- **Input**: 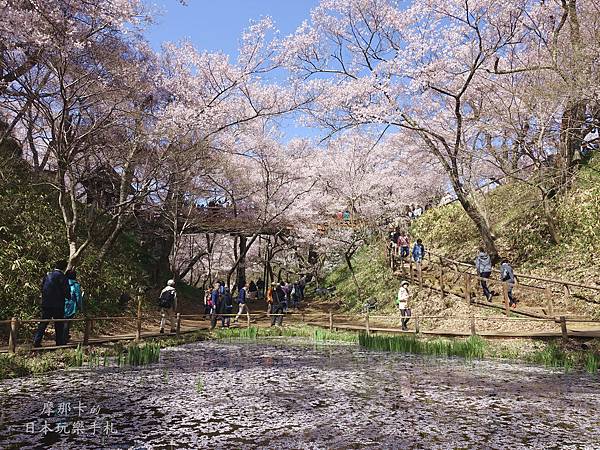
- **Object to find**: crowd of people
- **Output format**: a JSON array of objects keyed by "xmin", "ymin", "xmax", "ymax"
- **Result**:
[
  {"xmin": 387, "ymin": 228, "xmax": 426, "ymax": 265},
  {"xmin": 31, "ymin": 238, "xmax": 519, "ymax": 346},
  {"xmin": 197, "ymin": 276, "xmax": 308, "ymax": 329}
]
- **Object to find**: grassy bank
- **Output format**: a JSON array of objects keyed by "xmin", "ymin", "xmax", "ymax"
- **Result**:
[
  {"xmin": 0, "ymin": 330, "xmax": 209, "ymax": 380},
  {"xmin": 2, "ymin": 325, "xmax": 598, "ymax": 381},
  {"xmin": 213, "ymin": 324, "xmax": 358, "ymax": 343},
  {"xmin": 410, "ymin": 155, "xmax": 600, "ymax": 287},
  {"xmin": 358, "ymin": 333, "xmax": 600, "ymax": 374},
  {"xmin": 324, "ymin": 241, "xmax": 397, "ymax": 312}
]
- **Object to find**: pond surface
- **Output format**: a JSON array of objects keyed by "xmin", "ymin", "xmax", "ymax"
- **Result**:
[{"xmin": 0, "ymin": 338, "xmax": 599, "ymax": 449}]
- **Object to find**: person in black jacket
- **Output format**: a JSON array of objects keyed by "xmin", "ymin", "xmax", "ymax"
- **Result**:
[
  {"xmin": 271, "ymin": 283, "xmax": 286, "ymax": 327},
  {"xmin": 33, "ymin": 260, "xmax": 70, "ymax": 347}
]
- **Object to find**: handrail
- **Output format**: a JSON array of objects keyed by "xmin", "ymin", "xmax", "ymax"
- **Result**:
[
  {"xmin": 428, "ymin": 249, "xmax": 600, "ymax": 292},
  {"xmin": 3, "ymin": 308, "xmax": 600, "ymax": 354}
]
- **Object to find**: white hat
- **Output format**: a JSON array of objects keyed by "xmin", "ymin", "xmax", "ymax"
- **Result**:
[
  {"xmin": 167, "ymin": 279, "xmax": 176, "ymax": 287},
  {"xmin": 401, "ymin": 280, "xmax": 409, "ymax": 287}
]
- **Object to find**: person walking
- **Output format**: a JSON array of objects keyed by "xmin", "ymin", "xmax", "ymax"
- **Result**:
[
  {"xmin": 397, "ymin": 233, "xmax": 410, "ymax": 259},
  {"xmin": 297, "ymin": 275, "xmax": 307, "ymax": 302},
  {"xmin": 412, "ymin": 239, "xmax": 425, "ymax": 263},
  {"xmin": 256, "ymin": 279, "xmax": 265, "ymax": 300},
  {"xmin": 248, "ymin": 280, "xmax": 258, "ymax": 302},
  {"xmin": 474, "ymin": 247, "xmax": 493, "ymax": 302},
  {"xmin": 158, "ymin": 279, "xmax": 177, "ymax": 334},
  {"xmin": 266, "ymin": 282, "xmax": 275, "ymax": 315},
  {"xmin": 234, "ymin": 283, "xmax": 249, "ymax": 323},
  {"xmin": 500, "ymin": 259, "xmax": 517, "ymax": 308},
  {"xmin": 63, "ymin": 269, "xmax": 83, "ymax": 344},
  {"xmin": 271, "ymin": 283, "xmax": 285, "ymax": 327},
  {"xmin": 396, "ymin": 281, "xmax": 411, "ymax": 331},
  {"xmin": 210, "ymin": 282, "xmax": 223, "ymax": 330},
  {"xmin": 221, "ymin": 286, "xmax": 233, "ymax": 328},
  {"xmin": 33, "ymin": 260, "xmax": 70, "ymax": 348},
  {"xmin": 203, "ymin": 288, "xmax": 212, "ymax": 319}
]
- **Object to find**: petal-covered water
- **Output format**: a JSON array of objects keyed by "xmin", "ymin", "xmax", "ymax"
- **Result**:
[{"xmin": 0, "ymin": 338, "xmax": 599, "ymax": 449}]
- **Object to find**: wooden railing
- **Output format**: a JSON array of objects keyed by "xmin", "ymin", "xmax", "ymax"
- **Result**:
[
  {"xmin": 387, "ymin": 246, "xmax": 600, "ymax": 319},
  {"xmin": 3, "ymin": 307, "xmax": 600, "ymax": 354}
]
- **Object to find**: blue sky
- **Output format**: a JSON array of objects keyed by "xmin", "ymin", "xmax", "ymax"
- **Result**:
[
  {"xmin": 144, "ymin": 1, "xmax": 322, "ymax": 140},
  {"xmin": 145, "ymin": 0, "xmax": 320, "ymax": 55}
]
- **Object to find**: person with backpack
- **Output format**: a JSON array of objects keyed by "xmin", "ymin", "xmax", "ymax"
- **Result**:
[
  {"xmin": 500, "ymin": 259, "xmax": 517, "ymax": 308},
  {"xmin": 63, "ymin": 269, "xmax": 83, "ymax": 344},
  {"xmin": 210, "ymin": 281, "xmax": 223, "ymax": 329},
  {"xmin": 220, "ymin": 286, "xmax": 233, "ymax": 328},
  {"xmin": 474, "ymin": 247, "xmax": 493, "ymax": 302},
  {"xmin": 396, "ymin": 280, "xmax": 411, "ymax": 331},
  {"xmin": 412, "ymin": 239, "xmax": 425, "ymax": 264},
  {"xmin": 271, "ymin": 283, "xmax": 286, "ymax": 327},
  {"xmin": 33, "ymin": 260, "xmax": 71, "ymax": 347},
  {"xmin": 158, "ymin": 279, "xmax": 177, "ymax": 334},
  {"xmin": 248, "ymin": 280, "xmax": 258, "ymax": 302},
  {"xmin": 234, "ymin": 283, "xmax": 249, "ymax": 324}
]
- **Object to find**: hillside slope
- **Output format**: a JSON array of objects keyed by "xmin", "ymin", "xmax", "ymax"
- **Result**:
[
  {"xmin": 325, "ymin": 155, "xmax": 600, "ymax": 321},
  {"xmin": 0, "ymin": 149, "xmax": 151, "ymax": 320}
]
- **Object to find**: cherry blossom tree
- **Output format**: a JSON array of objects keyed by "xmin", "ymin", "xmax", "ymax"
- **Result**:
[{"xmin": 279, "ymin": 0, "xmax": 542, "ymax": 260}]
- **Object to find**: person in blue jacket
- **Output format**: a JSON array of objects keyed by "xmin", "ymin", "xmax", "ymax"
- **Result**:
[
  {"xmin": 412, "ymin": 239, "xmax": 425, "ymax": 263},
  {"xmin": 33, "ymin": 260, "xmax": 70, "ymax": 347},
  {"xmin": 63, "ymin": 269, "xmax": 83, "ymax": 343}
]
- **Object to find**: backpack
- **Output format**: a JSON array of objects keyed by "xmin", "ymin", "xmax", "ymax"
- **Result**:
[
  {"xmin": 158, "ymin": 289, "xmax": 175, "ymax": 308},
  {"xmin": 64, "ymin": 281, "xmax": 81, "ymax": 318},
  {"xmin": 223, "ymin": 290, "xmax": 233, "ymax": 308}
]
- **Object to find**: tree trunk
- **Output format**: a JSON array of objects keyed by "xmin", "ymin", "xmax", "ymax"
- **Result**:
[
  {"xmin": 559, "ymin": 100, "xmax": 586, "ymax": 188},
  {"xmin": 235, "ymin": 235, "xmax": 247, "ymax": 290},
  {"xmin": 344, "ymin": 253, "xmax": 362, "ymax": 302},
  {"xmin": 542, "ymin": 194, "xmax": 561, "ymax": 245},
  {"xmin": 455, "ymin": 189, "xmax": 499, "ymax": 262}
]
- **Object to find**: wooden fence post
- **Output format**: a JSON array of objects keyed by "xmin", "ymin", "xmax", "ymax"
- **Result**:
[
  {"xmin": 464, "ymin": 273, "xmax": 471, "ymax": 304},
  {"xmin": 365, "ymin": 310, "xmax": 370, "ymax": 336},
  {"xmin": 176, "ymin": 313, "xmax": 181, "ymax": 336},
  {"xmin": 559, "ymin": 316, "xmax": 568, "ymax": 341},
  {"xmin": 8, "ymin": 317, "xmax": 17, "ymax": 354},
  {"xmin": 329, "ymin": 310, "xmax": 333, "ymax": 331},
  {"xmin": 545, "ymin": 287, "xmax": 554, "ymax": 317},
  {"xmin": 503, "ymin": 282, "xmax": 510, "ymax": 316},
  {"xmin": 409, "ymin": 260, "xmax": 414, "ymax": 282},
  {"xmin": 470, "ymin": 317, "xmax": 476, "ymax": 336},
  {"xmin": 418, "ymin": 263, "xmax": 423, "ymax": 288},
  {"xmin": 415, "ymin": 316, "xmax": 420, "ymax": 335},
  {"xmin": 83, "ymin": 318, "xmax": 91, "ymax": 346},
  {"xmin": 135, "ymin": 290, "xmax": 142, "ymax": 342},
  {"xmin": 246, "ymin": 308, "xmax": 251, "ymax": 329}
]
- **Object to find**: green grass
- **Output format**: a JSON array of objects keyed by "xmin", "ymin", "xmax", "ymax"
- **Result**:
[
  {"xmin": 195, "ymin": 376, "xmax": 204, "ymax": 393},
  {"xmin": 324, "ymin": 241, "xmax": 397, "ymax": 312},
  {"xmin": 212, "ymin": 325, "xmax": 358, "ymax": 343},
  {"xmin": 527, "ymin": 343, "xmax": 575, "ymax": 372},
  {"xmin": 584, "ymin": 353, "xmax": 599, "ymax": 374},
  {"xmin": 358, "ymin": 334, "xmax": 487, "ymax": 360}
]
